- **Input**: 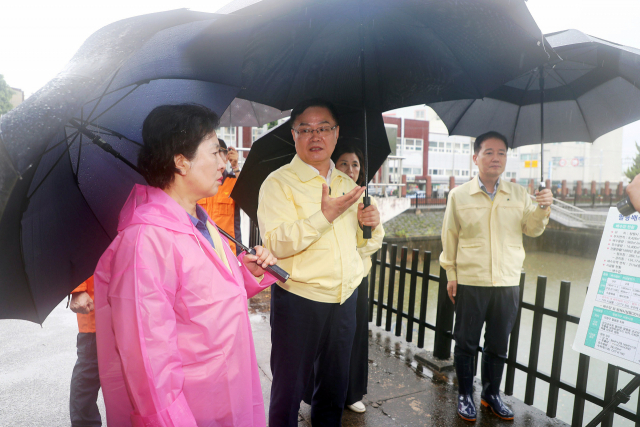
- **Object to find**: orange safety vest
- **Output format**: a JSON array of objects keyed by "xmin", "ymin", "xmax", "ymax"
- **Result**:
[
  {"xmin": 198, "ymin": 175, "xmax": 239, "ymax": 254},
  {"xmin": 70, "ymin": 276, "xmax": 95, "ymax": 333}
]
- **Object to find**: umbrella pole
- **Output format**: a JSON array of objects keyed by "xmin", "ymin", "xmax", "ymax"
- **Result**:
[
  {"xmin": 538, "ymin": 66, "xmax": 548, "ymax": 208},
  {"xmin": 539, "ymin": 66, "xmax": 545, "ymax": 187},
  {"xmin": 359, "ymin": 1, "xmax": 371, "ymax": 239}
]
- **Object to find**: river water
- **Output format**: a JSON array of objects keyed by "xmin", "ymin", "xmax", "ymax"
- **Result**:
[{"xmin": 373, "ymin": 250, "xmax": 639, "ymax": 426}]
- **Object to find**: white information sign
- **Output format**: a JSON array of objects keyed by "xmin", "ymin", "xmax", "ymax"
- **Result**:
[{"xmin": 573, "ymin": 208, "xmax": 640, "ymax": 374}]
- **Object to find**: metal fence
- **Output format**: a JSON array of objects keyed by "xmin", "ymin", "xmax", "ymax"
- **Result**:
[{"xmin": 369, "ymin": 242, "xmax": 640, "ymax": 427}]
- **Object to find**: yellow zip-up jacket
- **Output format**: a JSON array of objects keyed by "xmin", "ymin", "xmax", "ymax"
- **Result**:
[
  {"xmin": 439, "ymin": 177, "xmax": 550, "ymax": 287},
  {"xmin": 258, "ymin": 155, "xmax": 384, "ymax": 303}
]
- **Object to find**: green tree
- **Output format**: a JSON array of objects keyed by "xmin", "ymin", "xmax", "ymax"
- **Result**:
[
  {"xmin": 266, "ymin": 120, "xmax": 279, "ymax": 130},
  {"xmin": 625, "ymin": 142, "xmax": 640, "ymax": 181},
  {"xmin": 0, "ymin": 74, "xmax": 14, "ymax": 115}
]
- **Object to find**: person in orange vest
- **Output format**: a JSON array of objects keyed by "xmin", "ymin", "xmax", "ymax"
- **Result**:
[
  {"xmin": 69, "ymin": 276, "xmax": 102, "ymax": 427},
  {"xmin": 197, "ymin": 139, "xmax": 243, "ymax": 254}
]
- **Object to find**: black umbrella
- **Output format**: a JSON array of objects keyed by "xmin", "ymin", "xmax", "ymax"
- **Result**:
[
  {"xmin": 427, "ymin": 29, "xmax": 640, "ymax": 184},
  {"xmin": 231, "ymin": 105, "xmax": 389, "ymax": 222},
  {"xmin": 0, "ymin": 10, "xmax": 286, "ymax": 323},
  {"xmin": 209, "ymin": 0, "xmax": 554, "ymax": 235}
]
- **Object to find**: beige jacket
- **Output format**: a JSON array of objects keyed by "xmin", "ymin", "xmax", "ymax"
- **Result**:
[{"xmin": 440, "ymin": 177, "xmax": 550, "ymax": 287}]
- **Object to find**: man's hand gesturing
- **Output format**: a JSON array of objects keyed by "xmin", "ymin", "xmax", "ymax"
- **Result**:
[{"xmin": 321, "ymin": 184, "xmax": 365, "ymax": 224}]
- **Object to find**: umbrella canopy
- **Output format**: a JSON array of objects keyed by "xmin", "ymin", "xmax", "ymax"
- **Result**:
[
  {"xmin": 428, "ymin": 29, "xmax": 640, "ymax": 153},
  {"xmin": 196, "ymin": 0, "xmax": 554, "ymax": 113},
  {"xmin": 219, "ymin": 98, "xmax": 290, "ymax": 127},
  {"xmin": 0, "ymin": 11, "xmax": 285, "ymax": 323},
  {"xmin": 231, "ymin": 106, "xmax": 390, "ymax": 222}
]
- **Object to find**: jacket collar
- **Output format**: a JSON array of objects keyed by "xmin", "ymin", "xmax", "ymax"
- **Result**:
[
  {"xmin": 290, "ymin": 154, "xmax": 334, "ymax": 183},
  {"xmin": 468, "ymin": 176, "xmax": 511, "ymax": 196}
]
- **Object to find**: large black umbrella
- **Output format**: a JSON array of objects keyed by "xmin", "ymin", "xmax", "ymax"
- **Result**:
[
  {"xmin": 427, "ymin": 29, "xmax": 640, "ymax": 182},
  {"xmin": 231, "ymin": 105, "xmax": 389, "ymax": 222},
  {"xmin": 210, "ymin": 0, "xmax": 554, "ymax": 235},
  {"xmin": 0, "ymin": 10, "xmax": 285, "ymax": 323}
]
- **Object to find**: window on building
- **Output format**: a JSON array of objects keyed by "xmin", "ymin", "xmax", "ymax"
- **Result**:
[
  {"xmin": 252, "ymin": 126, "xmax": 267, "ymax": 142},
  {"xmin": 404, "ymin": 138, "xmax": 423, "ymax": 152},
  {"xmin": 504, "ymin": 171, "xmax": 517, "ymax": 178},
  {"xmin": 462, "ymin": 143, "xmax": 470, "ymax": 154},
  {"xmin": 454, "ymin": 143, "xmax": 461, "ymax": 153},
  {"xmin": 429, "ymin": 141, "xmax": 438, "ymax": 152},
  {"xmin": 445, "ymin": 169, "xmax": 453, "ymax": 176},
  {"xmin": 520, "ymin": 153, "xmax": 540, "ymax": 161},
  {"xmin": 552, "ymin": 157, "xmax": 561, "ymax": 166},
  {"xmin": 217, "ymin": 127, "xmax": 237, "ymax": 146},
  {"xmin": 445, "ymin": 142, "xmax": 452, "ymax": 153},
  {"xmin": 439, "ymin": 141, "xmax": 445, "ymax": 152},
  {"xmin": 414, "ymin": 110, "xmax": 426, "ymax": 120},
  {"xmin": 576, "ymin": 157, "xmax": 585, "ymax": 166},
  {"xmin": 508, "ymin": 148, "xmax": 518, "ymax": 157},
  {"xmin": 472, "ymin": 170, "xmax": 479, "ymax": 177}
]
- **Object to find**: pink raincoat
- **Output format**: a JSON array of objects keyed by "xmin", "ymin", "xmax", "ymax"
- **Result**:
[{"xmin": 94, "ymin": 184, "xmax": 276, "ymax": 427}]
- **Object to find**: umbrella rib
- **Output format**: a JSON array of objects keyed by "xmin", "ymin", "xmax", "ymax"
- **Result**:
[
  {"xmin": 447, "ymin": 100, "xmax": 477, "ymax": 135},
  {"xmin": 273, "ymin": 133, "xmax": 295, "ymax": 147},
  {"xmin": 510, "ymin": 70, "xmax": 537, "ymax": 148},
  {"xmin": 85, "ymin": 84, "xmax": 142, "ymax": 123},
  {"xmin": 553, "ymin": 69, "xmax": 595, "ymax": 141},
  {"xmin": 43, "ymin": 130, "xmax": 80, "ymax": 156},
  {"xmin": 259, "ymin": 153, "xmax": 295, "ymax": 163},
  {"xmin": 75, "ymin": 120, "xmax": 143, "ymax": 147},
  {"xmin": 85, "ymin": 69, "xmax": 121, "ymax": 124},
  {"xmin": 26, "ymin": 134, "xmax": 79, "ymax": 200}
]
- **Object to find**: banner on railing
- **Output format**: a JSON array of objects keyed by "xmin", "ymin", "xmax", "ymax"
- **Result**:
[{"xmin": 573, "ymin": 207, "xmax": 640, "ymax": 374}]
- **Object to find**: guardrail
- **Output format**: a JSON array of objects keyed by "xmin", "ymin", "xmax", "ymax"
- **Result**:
[{"xmin": 370, "ymin": 243, "xmax": 640, "ymax": 427}]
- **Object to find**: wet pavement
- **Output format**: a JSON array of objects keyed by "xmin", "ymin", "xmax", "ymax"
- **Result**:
[
  {"xmin": 249, "ymin": 290, "xmax": 568, "ymax": 427},
  {"xmin": 0, "ymin": 288, "xmax": 568, "ymax": 427}
]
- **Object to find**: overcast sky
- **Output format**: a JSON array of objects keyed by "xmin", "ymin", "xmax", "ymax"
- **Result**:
[{"xmin": 3, "ymin": 0, "xmax": 640, "ymax": 154}]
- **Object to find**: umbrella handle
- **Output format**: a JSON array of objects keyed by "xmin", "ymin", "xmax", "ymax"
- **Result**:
[
  {"xmin": 362, "ymin": 196, "xmax": 372, "ymax": 239},
  {"xmin": 538, "ymin": 182, "xmax": 547, "ymax": 209}
]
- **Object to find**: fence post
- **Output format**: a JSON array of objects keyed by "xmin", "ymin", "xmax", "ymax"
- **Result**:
[
  {"xmin": 547, "ymin": 281, "xmax": 571, "ymax": 418},
  {"xmin": 525, "ymin": 276, "xmax": 547, "ymax": 405},
  {"xmin": 433, "ymin": 266, "xmax": 455, "ymax": 359},
  {"xmin": 602, "ymin": 365, "xmax": 619, "ymax": 427},
  {"xmin": 505, "ymin": 272, "xmax": 526, "ymax": 396}
]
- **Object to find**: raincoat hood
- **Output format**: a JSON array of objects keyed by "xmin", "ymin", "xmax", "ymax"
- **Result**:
[{"xmin": 118, "ymin": 184, "xmax": 195, "ymax": 235}]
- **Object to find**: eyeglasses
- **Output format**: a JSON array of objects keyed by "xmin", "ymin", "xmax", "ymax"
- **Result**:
[
  {"xmin": 213, "ymin": 148, "xmax": 228, "ymax": 158},
  {"xmin": 293, "ymin": 125, "xmax": 338, "ymax": 138}
]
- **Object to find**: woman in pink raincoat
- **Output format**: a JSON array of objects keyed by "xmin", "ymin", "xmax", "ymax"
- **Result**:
[{"xmin": 94, "ymin": 104, "xmax": 278, "ymax": 427}]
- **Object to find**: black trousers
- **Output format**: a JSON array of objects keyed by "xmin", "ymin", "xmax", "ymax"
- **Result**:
[
  {"xmin": 346, "ymin": 276, "xmax": 369, "ymax": 405},
  {"xmin": 269, "ymin": 284, "xmax": 358, "ymax": 427},
  {"xmin": 70, "ymin": 332, "xmax": 102, "ymax": 427},
  {"xmin": 453, "ymin": 285, "xmax": 519, "ymax": 359}
]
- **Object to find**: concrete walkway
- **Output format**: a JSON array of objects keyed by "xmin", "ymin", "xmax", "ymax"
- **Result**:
[
  {"xmin": 0, "ymin": 288, "xmax": 568, "ymax": 427},
  {"xmin": 249, "ymin": 290, "xmax": 569, "ymax": 427}
]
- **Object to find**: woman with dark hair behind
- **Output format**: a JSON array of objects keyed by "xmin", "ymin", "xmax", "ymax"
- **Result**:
[{"xmin": 93, "ymin": 104, "xmax": 278, "ymax": 427}]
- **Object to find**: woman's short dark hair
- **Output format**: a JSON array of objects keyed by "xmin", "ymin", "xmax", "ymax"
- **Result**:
[
  {"xmin": 289, "ymin": 98, "xmax": 339, "ymax": 127},
  {"xmin": 332, "ymin": 138, "xmax": 365, "ymax": 185},
  {"xmin": 138, "ymin": 104, "xmax": 220, "ymax": 189},
  {"xmin": 474, "ymin": 131, "xmax": 508, "ymax": 154}
]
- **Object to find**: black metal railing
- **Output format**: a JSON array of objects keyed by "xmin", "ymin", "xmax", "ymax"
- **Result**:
[{"xmin": 369, "ymin": 242, "xmax": 640, "ymax": 427}]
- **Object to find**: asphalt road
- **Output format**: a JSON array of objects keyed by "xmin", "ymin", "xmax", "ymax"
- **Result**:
[{"xmin": 0, "ymin": 300, "xmax": 106, "ymax": 427}]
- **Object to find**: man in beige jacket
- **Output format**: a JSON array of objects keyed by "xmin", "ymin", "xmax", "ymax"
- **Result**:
[{"xmin": 440, "ymin": 131, "xmax": 552, "ymax": 422}]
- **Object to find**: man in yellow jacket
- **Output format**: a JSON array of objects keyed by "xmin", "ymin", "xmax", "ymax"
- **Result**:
[
  {"xmin": 258, "ymin": 99, "xmax": 384, "ymax": 426},
  {"xmin": 440, "ymin": 131, "xmax": 552, "ymax": 422}
]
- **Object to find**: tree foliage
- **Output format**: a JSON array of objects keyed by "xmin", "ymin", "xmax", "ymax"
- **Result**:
[
  {"xmin": 0, "ymin": 74, "xmax": 14, "ymax": 115},
  {"xmin": 625, "ymin": 142, "xmax": 640, "ymax": 181}
]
